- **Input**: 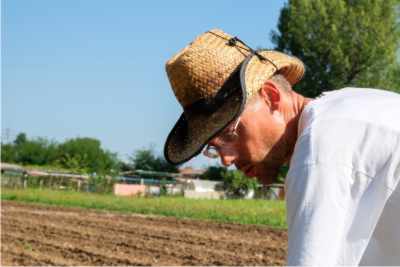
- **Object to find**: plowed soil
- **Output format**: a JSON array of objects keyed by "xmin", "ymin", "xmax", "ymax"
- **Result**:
[{"xmin": 1, "ymin": 201, "xmax": 287, "ymax": 266}]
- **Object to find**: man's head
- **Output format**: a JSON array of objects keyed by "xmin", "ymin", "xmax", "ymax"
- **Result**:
[
  {"xmin": 204, "ymin": 74, "xmax": 309, "ymax": 184},
  {"xmin": 164, "ymin": 29, "xmax": 306, "ymax": 178}
]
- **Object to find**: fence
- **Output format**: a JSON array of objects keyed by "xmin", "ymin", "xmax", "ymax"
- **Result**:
[
  {"xmin": 1, "ymin": 164, "xmax": 285, "ymax": 200},
  {"xmin": 1, "ymin": 172, "xmax": 115, "ymax": 193}
]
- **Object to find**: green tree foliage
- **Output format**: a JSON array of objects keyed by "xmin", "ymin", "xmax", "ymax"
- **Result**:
[
  {"xmin": 201, "ymin": 164, "xmax": 289, "ymax": 184},
  {"xmin": 130, "ymin": 148, "xmax": 178, "ymax": 173},
  {"xmin": 272, "ymin": 0, "xmax": 400, "ymax": 97},
  {"xmin": 200, "ymin": 166, "xmax": 228, "ymax": 181},
  {"xmin": 200, "ymin": 165, "xmax": 260, "ymax": 197},
  {"xmin": 87, "ymin": 175, "xmax": 116, "ymax": 193},
  {"xmin": 223, "ymin": 170, "xmax": 260, "ymax": 198},
  {"xmin": 1, "ymin": 133, "xmax": 118, "ymax": 174},
  {"xmin": 10, "ymin": 133, "xmax": 58, "ymax": 165},
  {"xmin": 57, "ymin": 137, "xmax": 119, "ymax": 174},
  {"xmin": 14, "ymin": 133, "xmax": 27, "ymax": 146},
  {"xmin": 1, "ymin": 143, "xmax": 16, "ymax": 162}
]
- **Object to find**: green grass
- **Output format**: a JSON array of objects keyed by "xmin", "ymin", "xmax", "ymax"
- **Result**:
[{"xmin": 1, "ymin": 188, "xmax": 287, "ymax": 228}]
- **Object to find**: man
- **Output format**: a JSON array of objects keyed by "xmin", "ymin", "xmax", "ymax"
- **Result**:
[{"xmin": 164, "ymin": 29, "xmax": 400, "ymax": 265}]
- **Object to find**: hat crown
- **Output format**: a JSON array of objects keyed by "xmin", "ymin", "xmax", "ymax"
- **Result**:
[{"xmin": 166, "ymin": 29, "xmax": 250, "ymax": 109}]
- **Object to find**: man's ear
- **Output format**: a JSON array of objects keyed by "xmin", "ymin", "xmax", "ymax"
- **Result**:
[{"xmin": 259, "ymin": 80, "xmax": 281, "ymax": 111}]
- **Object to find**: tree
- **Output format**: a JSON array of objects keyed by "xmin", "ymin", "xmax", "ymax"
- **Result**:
[
  {"xmin": 16, "ymin": 137, "xmax": 58, "ymax": 165},
  {"xmin": 1, "ymin": 132, "xmax": 119, "ymax": 174},
  {"xmin": 1, "ymin": 143, "xmax": 16, "ymax": 162},
  {"xmin": 200, "ymin": 164, "xmax": 289, "ymax": 184},
  {"xmin": 223, "ymin": 170, "xmax": 260, "ymax": 198},
  {"xmin": 130, "ymin": 148, "xmax": 178, "ymax": 173},
  {"xmin": 200, "ymin": 166, "xmax": 227, "ymax": 181},
  {"xmin": 271, "ymin": 0, "xmax": 400, "ymax": 97},
  {"xmin": 2, "ymin": 133, "xmax": 58, "ymax": 165},
  {"xmin": 14, "ymin": 133, "xmax": 27, "ymax": 146},
  {"xmin": 57, "ymin": 137, "xmax": 119, "ymax": 174}
]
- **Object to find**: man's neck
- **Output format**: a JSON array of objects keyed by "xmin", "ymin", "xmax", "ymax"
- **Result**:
[{"xmin": 284, "ymin": 92, "xmax": 313, "ymax": 164}]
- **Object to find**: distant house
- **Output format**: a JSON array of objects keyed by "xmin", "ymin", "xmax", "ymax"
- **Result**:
[
  {"xmin": 1, "ymin": 162, "xmax": 26, "ymax": 174},
  {"xmin": 183, "ymin": 179, "xmax": 224, "ymax": 200},
  {"xmin": 115, "ymin": 168, "xmax": 238, "ymax": 199},
  {"xmin": 114, "ymin": 183, "xmax": 146, "ymax": 196},
  {"xmin": 188, "ymin": 179, "xmax": 223, "ymax": 192},
  {"xmin": 178, "ymin": 167, "xmax": 206, "ymax": 179}
]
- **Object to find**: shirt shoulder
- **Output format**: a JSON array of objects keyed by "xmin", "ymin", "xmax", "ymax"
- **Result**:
[
  {"xmin": 290, "ymin": 88, "xmax": 400, "ymax": 182},
  {"xmin": 298, "ymin": 87, "xmax": 400, "ymax": 135}
]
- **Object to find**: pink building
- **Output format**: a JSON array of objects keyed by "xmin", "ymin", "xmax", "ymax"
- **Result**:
[{"xmin": 113, "ymin": 183, "xmax": 146, "ymax": 196}]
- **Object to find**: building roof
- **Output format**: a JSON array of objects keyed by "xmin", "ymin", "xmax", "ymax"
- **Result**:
[{"xmin": 179, "ymin": 167, "xmax": 206, "ymax": 176}]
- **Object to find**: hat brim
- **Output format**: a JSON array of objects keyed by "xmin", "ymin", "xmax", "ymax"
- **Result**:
[
  {"xmin": 164, "ymin": 63, "xmax": 247, "ymax": 165},
  {"xmin": 164, "ymin": 50, "xmax": 304, "ymax": 165},
  {"xmin": 164, "ymin": 90, "xmax": 244, "ymax": 165}
]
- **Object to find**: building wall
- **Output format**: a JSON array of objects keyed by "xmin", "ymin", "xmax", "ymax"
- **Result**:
[
  {"xmin": 184, "ymin": 190, "xmax": 225, "ymax": 200},
  {"xmin": 189, "ymin": 179, "xmax": 223, "ymax": 192},
  {"xmin": 114, "ymin": 183, "xmax": 146, "ymax": 196}
]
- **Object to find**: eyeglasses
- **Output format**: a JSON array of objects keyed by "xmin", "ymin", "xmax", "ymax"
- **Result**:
[{"xmin": 203, "ymin": 117, "xmax": 241, "ymax": 159}]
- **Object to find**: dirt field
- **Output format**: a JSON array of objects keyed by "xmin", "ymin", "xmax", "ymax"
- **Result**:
[{"xmin": 1, "ymin": 201, "xmax": 287, "ymax": 266}]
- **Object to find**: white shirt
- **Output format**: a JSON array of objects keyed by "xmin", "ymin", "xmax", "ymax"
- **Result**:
[{"xmin": 286, "ymin": 88, "xmax": 400, "ymax": 266}]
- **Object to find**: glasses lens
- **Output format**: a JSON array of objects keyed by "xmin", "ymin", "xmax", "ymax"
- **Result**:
[
  {"xmin": 219, "ymin": 117, "xmax": 240, "ymax": 143},
  {"xmin": 204, "ymin": 145, "xmax": 219, "ymax": 158}
]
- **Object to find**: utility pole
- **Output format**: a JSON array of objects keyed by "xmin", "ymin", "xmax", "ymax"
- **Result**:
[{"xmin": 2, "ymin": 128, "xmax": 11, "ymax": 144}]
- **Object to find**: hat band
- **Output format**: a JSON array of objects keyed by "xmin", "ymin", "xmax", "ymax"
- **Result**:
[
  {"xmin": 208, "ymin": 31, "xmax": 279, "ymax": 71},
  {"xmin": 183, "ymin": 64, "xmax": 242, "ymax": 116}
]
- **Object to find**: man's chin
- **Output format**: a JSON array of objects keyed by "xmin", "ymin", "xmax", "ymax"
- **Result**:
[{"xmin": 237, "ymin": 159, "xmax": 283, "ymax": 185}]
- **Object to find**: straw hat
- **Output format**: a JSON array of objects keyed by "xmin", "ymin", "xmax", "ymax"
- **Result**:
[{"xmin": 164, "ymin": 29, "xmax": 305, "ymax": 165}]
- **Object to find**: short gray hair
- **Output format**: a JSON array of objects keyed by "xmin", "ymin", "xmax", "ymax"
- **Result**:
[
  {"xmin": 269, "ymin": 74, "xmax": 292, "ymax": 92},
  {"xmin": 246, "ymin": 73, "xmax": 293, "ymax": 107}
]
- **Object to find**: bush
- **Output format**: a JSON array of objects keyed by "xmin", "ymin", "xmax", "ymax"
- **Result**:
[
  {"xmin": 200, "ymin": 166, "xmax": 227, "ymax": 181},
  {"xmin": 87, "ymin": 175, "xmax": 116, "ymax": 194},
  {"xmin": 223, "ymin": 170, "xmax": 260, "ymax": 198},
  {"xmin": 130, "ymin": 148, "xmax": 178, "ymax": 173},
  {"xmin": 159, "ymin": 178, "xmax": 168, "ymax": 196}
]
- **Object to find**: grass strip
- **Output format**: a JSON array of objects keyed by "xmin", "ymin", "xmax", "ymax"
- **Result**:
[{"xmin": 1, "ymin": 188, "xmax": 287, "ymax": 228}]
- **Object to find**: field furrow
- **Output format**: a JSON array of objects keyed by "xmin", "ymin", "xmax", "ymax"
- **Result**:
[{"xmin": 1, "ymin": 201, "xmax": 287, "ymax": 266}]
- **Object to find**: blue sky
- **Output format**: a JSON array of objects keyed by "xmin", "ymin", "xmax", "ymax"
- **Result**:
[{"xmin": 2, "ymin": 0, "xmax": 286, "ymax": 168}]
